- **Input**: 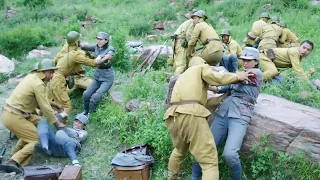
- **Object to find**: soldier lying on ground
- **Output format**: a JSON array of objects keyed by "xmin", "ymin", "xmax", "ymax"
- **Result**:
[
  {"xmin": 0, "ymin": 59, "xmax": 66, "ymax": 174},
  {"xmin": 191, "ymin": 47, "xmax": 263, "ymax": 180},
  {"xmin": 35, "ymin": 113, "xmax": 88, "ymax": 166},
  {"xmin": 164, "ymin": 56, "xmax": 253, "ymax": 180}
]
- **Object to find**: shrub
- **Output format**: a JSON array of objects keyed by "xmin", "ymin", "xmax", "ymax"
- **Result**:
[
  {"xmin": 23, "ymin": 0, "xmax": 52, "ymax": 9},
  {"xmin": 0, "ymin": 0, "xmax": 5, "ymax": 9},
  {"xmin": 152, "ymin": 55, "xmax": 168, "ymax": 70},
  {"xmin": 0, "ymin": 73, "xmax": 9, "ymax": 83},
  {"xmin": 128, "ymin": 20, "xmax": 152, "ymax": 37},
  {"xmin": 153, "ymin": 6, "xmax": 177, "ymax": 21},
  {"xmin": 0, "ymin": 25, "xmax": 56, "ymax": 58}
]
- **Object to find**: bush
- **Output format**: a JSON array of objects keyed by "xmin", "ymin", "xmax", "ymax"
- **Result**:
[
  {"xmin": 153, "ymin": 7, "xmax": 177, "ymax": 21},
  {"xmin": 111, "ymin": 29, "xmax": 131, "ymax": 72},
  {"xmin": 0, "ymin": 25, "xmax": 56, "ymax": 58},
  {"xmin": 128, "ymin": 20, "xmax": 152, "ymax": 37},
  {"xmin": 23, "ymin": 0, "xmax": 52, "ymax": 9},
  {"xmin": 0, "ymin": 73, "xmax": 9, "ymax": 83},
  {"xmin": 0, "ymin": 0, "xmax": 5, "ymax": 9}
]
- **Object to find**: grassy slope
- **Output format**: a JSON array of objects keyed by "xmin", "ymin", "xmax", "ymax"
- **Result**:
[{"xmin": 0, "ymin": 0, "xmax": 320, "ymax": 179}]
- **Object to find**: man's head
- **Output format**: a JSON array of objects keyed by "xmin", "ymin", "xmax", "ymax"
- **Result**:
[
  {"xmin": 191, "ymin": 10, "xmax": 207, "ymax": 24},
  {"xmin": 67, "ymin": 31, "xmax": 81, "ymax": 46},
  {"xmin": 240, "ymin": 47, "xmax": 259, "ymax": 71},
  {"xmin": 259, "ymin": 12, "xmax": 270, "ymax": 22},
  {"xmin": 299, "ymin": 40, "xmax": 314, "ymax": 57},
  {"xmin": 220, "ymin": 29, "xmax": 231, "ymax": 44},
  {"xmin": 73, "ymin": 113, "xmax": 89, "ymax": 130},
  {"xmin": 96, "ymin": 32, "xmax": 110, "ymax": 48},
  {"xmin": 38, "ymin": 59, "xmax": 57, "ymax": 82}
]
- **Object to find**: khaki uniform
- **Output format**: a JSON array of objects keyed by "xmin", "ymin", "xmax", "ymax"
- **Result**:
[
  {"xmin": 48, "ymin": 45, "xmax": 98, "ymax": 113},
  {"xmin": 1, "ymin": 72, "xmax": 57, "ymax": 166},
  {"xmin": 225, "ymin": 38, "xmax": 243, "ymax": 67},
  {"xmin": 188, "ymin": 21, "xmax": 224, "ymax": 66},
  {"xmin": 251, "ymin": 20, "xmax": 268, "ymax": 37},
  {"xmin": 260, "ymin": 47, "xmax": 308, "ymax": 80},
  {"xmin": 53, "ymin": 43, "xmax": 93, "ymax": 93},
  {"xmin": 258, "ymin": 24, "xmax": 282, "ymax": 50},
  {"xmin": 172, "ymin": 19, "xmax": 194, "ymax": 75},
  {"xmin": 279, "ymin": 28, "xmax": 300, "ymax": 48},
  {"xmin": 164, "ymin": 63, "xmax": 241, "ymax": 180}
]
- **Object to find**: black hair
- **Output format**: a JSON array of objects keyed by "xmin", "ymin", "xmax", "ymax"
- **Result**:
[{"xmin": 301, "ymin": 40, "xmax": 314, "ymax": 50}]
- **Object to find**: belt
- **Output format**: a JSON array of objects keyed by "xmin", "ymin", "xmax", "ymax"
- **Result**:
[
  {"xmin": 5, "ymin": 104, "xmax": 31, "ymax": 119},
  {"xmin": 98, "ymin": 66, "xmax": 111, "ymax": 69},
  {"xmin": 237, "ymin": 96, "xmax": 255, "ymax": 105},
  {"xmin": 207, "ymin": 38, "xmax": 220, "ymax": 42},
  {"xmin": 170, "ymin": 100, "xmax": 201, "ymax": 106}
]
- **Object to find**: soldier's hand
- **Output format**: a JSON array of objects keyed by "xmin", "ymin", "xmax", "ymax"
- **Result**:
[
  {"xmin": 80, "ymin": 42, "xmax": 89, "ymax": 48},
  {"xmin": 208, "ymin": 86, "xmax": 219, "ymax": 93},
  {"xmin": 54, "ymin": 121, "xmax": 67, "ymax": 129},
  {"xmin": 236, "ymin": 71, "xmax": 253, "ymax": 81}
]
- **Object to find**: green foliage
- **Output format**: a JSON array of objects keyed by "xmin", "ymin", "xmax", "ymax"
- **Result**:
[
  {"xmin": 152, "ymin": 55, "xmax": 168, "ymax": 70},
  {"xmin": 0, "ymin": 25, "xmax": 56, "ymax": 58},
  {"xmin": 22, "ymin": 0, "xmax": 52, "ymax": 9},
  {"xmin": 154, "ymin": 6, "xmax": 177, "ymax": 21},
  {"xmin": 128, "ymin": 20, "xmax": 153, "ymax": 37},
  {"xmin": 111, "ymin": 29, "xmax": 132, "ymax": 72},
  {"xmin": 246, "ymin": 136, "xmax": 320, "ymax": 180},
  {"xmin": 0, "ymin": 0, "xmax": 5, "ymax": 9},
  {"xmin": 283, "ymin": 0, "xmax": 309, "ymax": 9},
  {"xmin": 0, "ymin": 73, "xmax": 9, "ymax": 83}
]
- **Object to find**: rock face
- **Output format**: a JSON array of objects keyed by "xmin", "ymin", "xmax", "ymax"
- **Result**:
[
  {"xmin": 110, "ymin": 91, "xmax": 124, "ymax": 105},
  {"xmin": 26, "ymin": 49, "xmax": 51, "ymax": 59},
  {"xmin": 125, "ymin": 99, "xmax": 140, "ymax": 112},
  {"xmin": 0, "ymin": 54, "xmax": 15, "ymax": 74},
  {"xmin": 243, "ymin": 94, "xmax": 320, "ymax": 162}
]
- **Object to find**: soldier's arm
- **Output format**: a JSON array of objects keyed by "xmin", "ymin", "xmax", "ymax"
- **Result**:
[
  {"xmin": 279, "ymin": 30, "xmax": 288, "ymax": 44},
  {"xmin": 289, "ymin": 50, "xmax": 309, "ymax": 80},
  {"xmin": 34, "ymin": 84, "xmax": 57, "ymax": 124},
  {"xmin": 201, "ymin": 65, "xmax": 240, "ymax": 86},
  {"xmin": 101, "ymin": 47, "xmax": 114, "ymax": 62},
  {"xmin": 74, "ymin": 52, "xmax": 99, "ymax": 67},
  {"xmin": 188, "ymin": 24, "xmax": 201, "ymax": 46},
  {"xmin": 229, "ymin": 42, "xmax": 238, "ymax": 54},
  {"xmin": 80, "ymin": 44, "xmax": 95, "ymax": 52}
]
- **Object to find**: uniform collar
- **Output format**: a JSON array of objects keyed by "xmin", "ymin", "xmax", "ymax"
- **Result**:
[{"xmin": 35, "ymin": 71, "xmax": 46, "ymax": 80}]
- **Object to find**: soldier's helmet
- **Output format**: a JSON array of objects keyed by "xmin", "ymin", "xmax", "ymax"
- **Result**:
[
  {"xmin": 240, "ymin": 47, "xmax": 260, "ymax": 61},
  {"xmin": 279, "ymin": 21, "xmax": 287, "ymax": 28},
  {"xmin": 260, "ymin": 12, "xmax": 271, "ymax": 19},
  {"xmin": 271, "ymin": 16, "xmax": 280, "ymax": 24},
  {"xmin": 75, "ymin": 113, "xmax": 89, "ymax": 125},
  {"xmin": 220, "ymin": 29, "xmax": 231, "ymax": 36},
  {"xmin": 31, "ymin": 62, "xmax": 39, "ymax": 72},
  {"xmin": 38, "ymin": 58, "xmax": 57, "ymax": 71},
  {"xmin": 67, "ymin": 31, "xmax": 81, "ymax": 45},
  {"xmin": 191, "ymin": 10, "xmax": 208, "ymax": 20}
]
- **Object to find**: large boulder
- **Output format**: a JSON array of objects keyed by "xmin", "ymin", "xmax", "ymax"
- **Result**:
[
  {"xmin": 243, "ymin": 94, "xmax": 320, "ymax": 162},
  {"xmin": 0, "ymin": 54, "xmax": 15, "ymax": 74},
  {"xmin": 26, "ymin": 49, "xmax": 51, "ymax": 59}
]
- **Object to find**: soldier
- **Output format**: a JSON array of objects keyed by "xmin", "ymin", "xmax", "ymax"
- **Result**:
[
  {"xmin": 187, "ymin": 10, "xmax": 224, "ymax": 66},
  {"xmin": 243, "ymin": 32, "xmax": 258, "ymax": 48},
  {"xmin": 48, "ymin": 31, "xmax": 101, "ymax": 114},
  {"xmin": 80, "ymin": 32, "xmax": 115, "ymax": 117},
  {"xmin": 260, "ymin": 40, "xmax": 315, "ymax": 81},
  {"xmin": 220, "ymin": 29, "xmax": 242, "ymax": 72},
  {"xmin": 164, "ymin": 56, "xmax": 252, "ymax": 180},
  {"xmin": 0, "ymin": 59, "xmax": 66, "ymax": 173},
  {"xmin": 191, "ymin": 47, "xmax": 263, "ymax": 180},
  {"xmin": 250, "ymin": 12, "xmax": 270, "ymax": 38},
  {"xmin": 258, "ymin": 16, "xmax": 283, "ymax": 51},
  {"xmin": 279, "ymin": 21, "xmax": 300, "ymax": 48},
  {"xmin": 53, "ymin": 42, "xmax": 93, "ymax": 94},
  {"xmin": 171, "ymin": 10, "xmax": 197, "ymax": 75}
]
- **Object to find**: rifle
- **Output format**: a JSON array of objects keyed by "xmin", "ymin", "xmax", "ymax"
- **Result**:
[
  {"xmin": 142, "ymin": 40, "xmax": 168, "ymax": 74},
  {"xmin": 130, "ymin": 49, "xmax": 156, "ymax": 77}
]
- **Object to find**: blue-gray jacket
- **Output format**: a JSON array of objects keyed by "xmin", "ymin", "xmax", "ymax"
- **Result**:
[
  {"xmin": 215, "ymin": 68, "xmax": 263, "ymax": 121},
  {"xmin": 81, "ymin": 43, "xmax": 115, "ymax": 81}
]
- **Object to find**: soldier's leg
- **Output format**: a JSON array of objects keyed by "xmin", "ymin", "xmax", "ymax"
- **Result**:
[
  {"xmin": 199, "ymin": 50, "xmax": 224, "ymax": 66},
  {"xmin": 12, "ymin": 139, "xmax": 27, "ymax": 154},
  {"xmin": 165, "ymin": 115, "xmax": 189, "ymax": 180},
  {"xmin": 83, "ymin": 79, "xmax": 100, "ymax": 114},
  {"xmin": 174, "ymin": 45, "xmax": 187, "ymax": 75},
  {"xmin": 1, "ymin": 110, "xmax": 39, "ymax": 166},
  {"xmin": 52, "ymin": 76, "xmax": 72, "ymax": 113},
  {"xmin": 219, "ymin": 54, "xmax": 238, "ymax": 72},
  {"xmin": 188, "ymin": 116, "xmax": 219, "ymax": 180},
  {"xmin": 259, "ymin": 53, "xmax": 279, "ymax": 81},
  {"xmin": 222, "ymin": 117, "xmax": 250, "ymax": 180}
]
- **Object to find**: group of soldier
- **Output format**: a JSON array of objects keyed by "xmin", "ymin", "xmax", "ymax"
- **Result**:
[
  {"xmin": 165, "ymin": 10, "xmax": 316, "ymax": 180},
  {"xmin": 0, "ymin": 31, "xmax": 114, "ymax": 173}
]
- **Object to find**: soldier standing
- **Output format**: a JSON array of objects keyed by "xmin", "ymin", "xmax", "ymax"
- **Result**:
[
  {"xmin": 164, "ymin": 56, "xmax": 252, "ymax": 180},
  {"xmin": 191, "ymin": 47, "xmax": 263, "ymax": 180},
  {"xmin": 0, "ymin": 59, "xmax": 66, "ymax": 173}
]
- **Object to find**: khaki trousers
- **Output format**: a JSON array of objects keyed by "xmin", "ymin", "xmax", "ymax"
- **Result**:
[
  {"xmin": 49, "ymin": 73, "xmax": 71, "ymax": 113},
  {"xmin": 165, "ymin": 114, "xmax": 219, "ymax": 180},
  {"xmin": 194, "ymin": 49, "xmax": 224, "ymax": 66},
  {"xmin": 259, "ymin": 53, "xmax": 279, "ymax": 80},
  {"xmin": 1, "ymin": 109, "xmax": 41, "ymax": 166},
  {"xmin": 173, "ymin": 42, "xmax": 188, "ymax": 75},
  {"xmin": 67, "ymin": 74, "xmax": 92, "ymax": 93},
  {"xmin": 258, "ymin": 38, "xmax": 277, "ymax": 51}
]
